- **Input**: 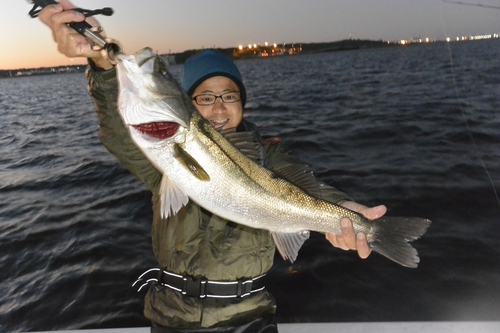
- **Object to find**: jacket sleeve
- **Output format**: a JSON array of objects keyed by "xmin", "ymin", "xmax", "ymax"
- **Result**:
[
  {"xmin": 264, "ymin": 141, "xmax": 352, "ymax": 204},
  {"xmin": 86, "ymin": 66, "xmax": 162, "ymax": 192}
]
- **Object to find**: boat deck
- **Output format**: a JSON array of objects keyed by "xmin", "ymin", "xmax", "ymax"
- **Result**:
[{"xmin": 31, "ymin": 321, "xmax": 500, "ymax": 333}]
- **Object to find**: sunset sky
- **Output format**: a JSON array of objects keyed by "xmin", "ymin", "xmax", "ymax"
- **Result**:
[{"xmin": 2, "ymin": 0, "xmax": 499, "ymax": 70}]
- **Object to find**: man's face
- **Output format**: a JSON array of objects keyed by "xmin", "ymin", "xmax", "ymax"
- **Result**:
[{"xmin": 191, "ymin": 76, "xmax": 243, "ymax": 130}]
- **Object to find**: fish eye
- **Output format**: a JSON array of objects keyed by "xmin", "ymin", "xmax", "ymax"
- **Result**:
[{"xmin": 161, "ymin": 70, "xmax": 172, "ymax": 79}]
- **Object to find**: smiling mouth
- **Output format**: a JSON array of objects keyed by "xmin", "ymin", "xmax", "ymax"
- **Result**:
[
  {"xmin": 209, "ymin": 118, "xmax": 229, "ymax": 129},
  {"xmin": 132, "ymin": 122, "xmax": 180, "ymax": 139}
]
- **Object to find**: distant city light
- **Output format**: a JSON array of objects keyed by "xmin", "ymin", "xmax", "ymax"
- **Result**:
[
  {"xmin": 234, "ymin": 32, "xmax": 499, "ymax": 56},
  {"xmin": 470, "ymin": 34, "xmax": 493, "ymax": 40}
]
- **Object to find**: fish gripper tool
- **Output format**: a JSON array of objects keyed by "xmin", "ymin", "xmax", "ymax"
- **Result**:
[{"xmin": 28, "ymin": 0, "xmax": 123, "ymax": 64}]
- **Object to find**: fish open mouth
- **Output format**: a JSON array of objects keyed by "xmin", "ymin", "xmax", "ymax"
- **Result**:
[{"xmin": 132, "ymin": 122, "xmax": 180, "ymax": 139}]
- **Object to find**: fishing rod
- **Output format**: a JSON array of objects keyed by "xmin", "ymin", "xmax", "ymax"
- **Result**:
[
  {"xmin": 442, "ymin": 0, "xmax": 500, "ymax": 10},
  {"xmin": 27, "ymin": 0, "xmax": 123, "ymax": 64},
  {"xmin": 441, "ymin": 0, "xmax": 500, "ymax": 206}
]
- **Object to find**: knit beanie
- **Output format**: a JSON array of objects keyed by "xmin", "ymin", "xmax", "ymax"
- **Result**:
[{"xmin": 182, "ymin": 50, "xmax": 247, "ymax": 107}]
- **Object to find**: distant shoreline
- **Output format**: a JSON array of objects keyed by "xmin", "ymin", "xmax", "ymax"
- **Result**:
[{"xmin": 1, "ymin": 38, "xmax": 495, "ymax": 79}]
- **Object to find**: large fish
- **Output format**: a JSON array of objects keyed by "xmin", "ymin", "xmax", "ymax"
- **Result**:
[{"xmin": 115, "ymin": 47, "xmax": 431, "ymax": 268}]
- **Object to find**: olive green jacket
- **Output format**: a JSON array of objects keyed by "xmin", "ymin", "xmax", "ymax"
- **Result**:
[{"xmin": 86, "ymin": 64, "xmax": 351, "ymax": 328}]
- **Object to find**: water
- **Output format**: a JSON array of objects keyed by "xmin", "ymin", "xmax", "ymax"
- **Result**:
[{"xmin": 1, "ymin": 39, "xmax": 499, "ymax": 332}]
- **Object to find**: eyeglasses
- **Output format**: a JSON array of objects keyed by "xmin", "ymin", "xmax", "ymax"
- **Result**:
[{"xmin": 192, "ymin": 91, "xmax": 241, "ymax": 106}]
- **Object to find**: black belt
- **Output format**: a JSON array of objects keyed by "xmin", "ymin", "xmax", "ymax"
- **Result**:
[{"xmin": 133, "ymin": 269, "xmax": 266, "ymax": 298}]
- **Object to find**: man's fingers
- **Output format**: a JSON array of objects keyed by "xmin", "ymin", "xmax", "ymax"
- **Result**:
[
  {"xmin": 326, "ymin": 233, "xmax": 347, "ymax": 250},
  {"xmin": 356, "ymin": 233, "xmax": 372, "ymax": 259},
  {"xmin": 53, "ymin": 10, "xmax": 86, "ymax": 28},
  {"xmin": 40, "ymin": 6, "xmax": 85, "ymax": 28},
  {"xmin": 38, "ymin": 4, "xmax": 62, "ymax": 25},
  {"xmin": 341, "ymin": 218, "xmax": 356, "ymax": 249},
  {"xmin": 326, "ymin": 233, "xmax": 350, "ymax": 251},
  {"xmin": 58, "ymin": 0, "xmax": 102, "ymax": 29},
  {"xmin": 38, "ymin": 5, "xmax": 63, "ymax": 42},
  {"xmin": 363, "ymin": 205, "xmax": 387, "ymax": 220}
]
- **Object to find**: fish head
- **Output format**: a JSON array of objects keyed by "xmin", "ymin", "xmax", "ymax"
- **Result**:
[{"xmin": 115, "ymin": 47, "xmax": 194, "ymax": 148}]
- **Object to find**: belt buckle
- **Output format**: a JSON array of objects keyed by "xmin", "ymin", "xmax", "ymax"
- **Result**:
[
  {"xmin": 240, "ymin": 278, "xmax": 254, "ymax": 297},
  {"xmin": 182, "ymin": 276, "xmax": 207, "ymax": 298}
]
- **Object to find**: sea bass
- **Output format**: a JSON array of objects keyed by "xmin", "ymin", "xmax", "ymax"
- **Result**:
[{"xmin": 115, "ymin": 47, "xmax": 431, "ymax": 268}]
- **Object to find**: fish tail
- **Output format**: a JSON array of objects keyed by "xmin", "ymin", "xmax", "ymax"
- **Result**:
[{"xmin": 368, "ymin": 216, "xmax": 431, "ymax": 268}]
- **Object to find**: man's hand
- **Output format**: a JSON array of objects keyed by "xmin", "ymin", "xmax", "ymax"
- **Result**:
[
  {"xmin": 325, "ymin": 202, "xmax": 387, "ymax": 259},
  {"xmin": 38, "ymin": 0, "xmax": 113, "ymax": 69}
]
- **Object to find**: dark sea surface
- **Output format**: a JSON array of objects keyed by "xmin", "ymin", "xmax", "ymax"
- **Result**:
[{"xmin": 1, "ymin": 39, "xmax": 499, "ymax": 332}]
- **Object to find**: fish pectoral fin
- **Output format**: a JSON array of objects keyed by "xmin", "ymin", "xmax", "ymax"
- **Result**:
[
  {"xmin": 159, "ymin": 175, "xmax": 189, "ymax": 218},
  {"xmin": 271, "ymin": 231, "xmax": 311, "ymax": 263},
  {"xmin": 174, "ymin": 143, "xmax": 210, "ymax": 181}
]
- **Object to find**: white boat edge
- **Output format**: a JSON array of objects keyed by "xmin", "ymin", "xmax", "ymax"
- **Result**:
[{"xmin": 28, "ymin": 321, "xmax": 500, "ymax": 333}]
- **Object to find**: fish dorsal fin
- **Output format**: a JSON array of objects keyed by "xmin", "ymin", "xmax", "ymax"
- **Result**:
[
  {"xmin": 219, "ymin": 128, "xmax": 265, "ymax": 165},
  {"xmin": 272, "ymin": 164, "xmax": 322, "ymax": 199},
  {"xmin": 159, "ymin": 175, "xmax": 189, "ymax": 218},
  {"xmin": 272, "ymin": 231, "xmax": 311, "ymax": 263},
  {"xmin": 173, "ymin": 143, "xmax": 210, "ymax": 181}
]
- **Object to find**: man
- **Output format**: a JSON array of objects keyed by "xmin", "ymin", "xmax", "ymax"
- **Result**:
[{"xmin": 39, "ymin": 1, "xmax": 387, "ymax": 332}]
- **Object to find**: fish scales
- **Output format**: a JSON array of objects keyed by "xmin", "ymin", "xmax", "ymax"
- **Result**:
[
  {"xmin": 193, "ymin": 113, "xmax": 363, "ymax": 234},
  {"xmin": 194, "ymin": 114, "xmax": 361, "ymax": 231},
  {"xmin": 115, "ymin": 47, "xmax": 431, "ymax": 267}
]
